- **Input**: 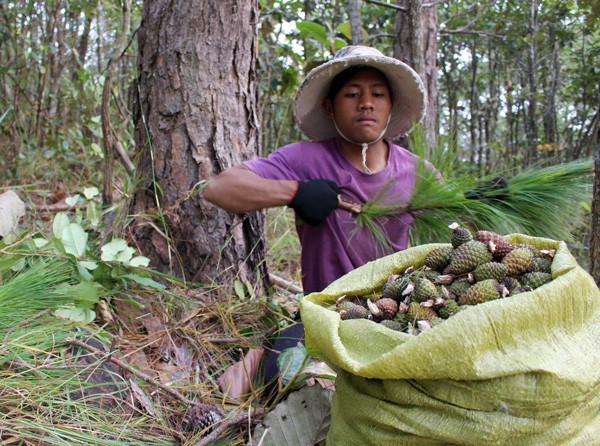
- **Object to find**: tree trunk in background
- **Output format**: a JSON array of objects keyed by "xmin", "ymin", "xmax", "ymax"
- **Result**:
[
  {"xmin": 440, "ymin": 40, "xmax": 459, "ymax": 151},
  {"xmin": 525, "ymin": 0, "xmax": 539, "ymax": 164},
  {"xmin": 468, "ymin": 37, "xmax": 479, "ymax": 167},
  {"xmin": 348, "ymin": 0, "xmax": 363, "ymax": 45},
  {"xmin": 542, "ymin": 38, "xmax": 560, "ymax": 149},
  {"xmin": 131, "ymin": 0, "xmax": 269, "ymax": 291},
  {"xmin": 394, "ymin": 0, "xmax": 438, "ymax": 148},
  {"xmin": 302, "ymin": 0, "xmax": 320, "ymax": 69},
  {"xmin": 589, "ymin": 104, "xmax": 600, "ymax": 286},
  {"xmin": 505, "ymin": 78, "xmax": 518, "ymax": 168},
  {"xmin": 484, "ymin": 40, "xmax": 500, "ymax": 172}
]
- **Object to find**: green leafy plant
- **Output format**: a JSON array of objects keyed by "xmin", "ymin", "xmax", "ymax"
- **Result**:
[
  {"xmin": 296, "ymin": 20, "xmax": 347, "ymax": 52},
  {"xmin": 251, "ymin": 385, "xmax": 333, "ymax": 446},
  {"xmin": 1, "ymin": 195, "xmax": 164, "ymax": 323}
]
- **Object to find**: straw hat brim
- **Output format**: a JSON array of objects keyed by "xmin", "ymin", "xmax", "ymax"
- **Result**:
[{"xmin": 293, "ymin": 49, "xmax": 427, "ymax": 141}]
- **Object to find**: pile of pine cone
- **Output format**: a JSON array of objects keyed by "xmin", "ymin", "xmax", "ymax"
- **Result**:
[{"xmin": 336, "ymin": 223, "xmax": 556, "ymax": 335}]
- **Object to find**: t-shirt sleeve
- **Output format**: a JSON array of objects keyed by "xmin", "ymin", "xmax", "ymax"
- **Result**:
[{"xmin": 244, "ymin": 141, "xmax": 327, "ymax": 181}]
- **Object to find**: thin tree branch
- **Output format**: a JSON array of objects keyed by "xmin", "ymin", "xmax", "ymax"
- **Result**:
[
  {"xmin": 364, "ymin": 0, "xmax": 406, "ymax": 12},
  {"xmin": 114, "ymin": 138, "xmax": 135, "ymax": 175},
  {"xmin": 364, "ymin": 0, "xmax": 441, "ymax": 11},
  {"xmin": 268, "ymin": 273, "xmax": 303, "ymax": 294},
  {"xmin": 439, "ymin": 29, "xmax": 506, "ymax": 40},
  {"xmin": 102, "ymin": 0, "xmax": 131, "ymax": 206},
  {"xmin": 66, "ymin": 337, "xmax": 195, "ymax": 407},
  {"xmin": 36, "ymin": 202, "xmax": 87, "ymax": 213},
  {"xmin": 194, "ymin": 408, "xmax": 268, "ymax": 446}
]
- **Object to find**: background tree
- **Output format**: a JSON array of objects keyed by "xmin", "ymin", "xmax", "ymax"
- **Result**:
[
  {"xmin": 583, "ymin": 0, "xmax": 600, "ymax": 285},
  {"xmin": 348, "ymin": 0, "xmax": 364, "ymax": 44},
  {"xmin": 393, "ymin": 0, "xmax": 439, "ymax": 147},
  {"xmin": 129, "ymin": 0, "xmax": 268, "ymax": 289},
  {"xmin": 590, "ymin": 104, "xmax": 600, "ymax": 285}
]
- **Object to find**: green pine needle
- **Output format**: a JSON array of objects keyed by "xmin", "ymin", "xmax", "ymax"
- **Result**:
[
  {"xmin": 0, "ymin": 257, "xmax": 76, "ymax": 329},
  {"xmin": 354, "ymin": 182, "xmax": 407, "ymax": 255},
  {"xmin": 483, "ymin": 159, "xmax": 593, "ymax": 239},
  {"xmin": 354, "ymin": 158, "xmax": 593, "ymax": 248}
]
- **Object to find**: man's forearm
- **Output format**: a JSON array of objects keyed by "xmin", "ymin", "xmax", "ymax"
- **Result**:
[{"xmin": 203, "ymin": 165, "xmax": 298, "ymax": 214}]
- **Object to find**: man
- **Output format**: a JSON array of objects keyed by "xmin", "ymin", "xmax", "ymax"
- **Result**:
[{"xmin": 204, "ymin": 45, "xmax": 426, "ymax": 388}]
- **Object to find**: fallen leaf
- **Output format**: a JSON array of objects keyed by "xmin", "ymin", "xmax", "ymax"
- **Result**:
[
  {"xmin": 218, "ymin": 348, "xmax": 265, "ymax": 399},
  {"xmin": 0, "ymin": 191, "xmax": 26, "ymax": 238}
]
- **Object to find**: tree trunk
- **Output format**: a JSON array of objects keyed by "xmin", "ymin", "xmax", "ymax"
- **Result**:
[
  {"xmin": 588, "ymin": 103, "xmax": 600, "ymax": 286},
  {"xmin": 542, "ymin": 38, "xmax": 560, "ymax": 149},
  {"xmin": 35, "ymin": 0, "xmax": 60, "ymax": 150},
  {"xmin": 525, "ymin": 0, "xmax": 539, "ymax": 164},
  {"xmin": 348, "ymin": 0, "xmax": 363, "ymax": 45},
  {"xmin": 440, "ymin": 40, "xmax": 459, "ymax": 152},
  {"xmin": 131, "ymin": 0, "xmax": 268, "ymax": 291},
  {"xmin": 393, "ymin": 0, "xmax": 438, "ymax": 148},
  {"xmin": 102, "ymin": 0, "xmax": 131, "ymax": 206},
  {"xmin": 468, "ymin": 37, "xmax": 479, "ymax": 167},
  {"xmin": 485, "ymin": 40, "xmax": 500, "ymax": 170},
  {"xmin": 420, "ymin": 1, "xmax": 439, "ymax": 147}
]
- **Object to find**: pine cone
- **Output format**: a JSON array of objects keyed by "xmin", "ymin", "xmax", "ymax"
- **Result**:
[
  {"xmin": 501, "ymin": 247, "xmax": 533, "ymax": 276},
  {"xmin": 443, "ymin": 240, "xmax": 492, "ymax": 275},
  {"xmin": 477, "ymin": 230, "xmax": 515, "ymax": 260},
  {"xmin": 449, "ymin": 222, "xmax": 473, "ymax": 248},
  {"xmin": 185, "ymin": 403, "xmax": 225, "ymax": 434},
  {"xmin": 373, "ymin": 297, "xmax": 399, "ymax": 320}
]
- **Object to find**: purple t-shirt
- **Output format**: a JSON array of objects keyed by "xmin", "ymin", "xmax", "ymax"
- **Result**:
[{"xmin": 245, "ymin": 138, "xmax": 419, "ymax": 294}]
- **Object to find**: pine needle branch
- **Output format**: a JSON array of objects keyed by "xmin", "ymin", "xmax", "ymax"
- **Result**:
[
  {"xmin": 353, "ymin": 157, "xmax": 593, "ymax": 247},
  {"xmin": 0, "ymin": 258, "xmax": 75, "ymax": 329}
]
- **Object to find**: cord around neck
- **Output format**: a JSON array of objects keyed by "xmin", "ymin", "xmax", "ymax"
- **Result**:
[{"xmin": 332, "ymin": 114, "xmax": 391, "ymax": 174}]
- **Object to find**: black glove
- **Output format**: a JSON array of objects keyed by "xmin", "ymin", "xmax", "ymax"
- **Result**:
[
  {"xmin": 289, "ymin": 179, "xmax": 340, "ymax": 226},
  {"xmin": 465, "ymin": 176, "xmax": 509, "ymax": 202}
]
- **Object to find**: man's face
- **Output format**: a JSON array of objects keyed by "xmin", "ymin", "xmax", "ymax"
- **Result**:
[{"xmin": 325, "ymin": 68, "xmax": 392, "ymax": 144}]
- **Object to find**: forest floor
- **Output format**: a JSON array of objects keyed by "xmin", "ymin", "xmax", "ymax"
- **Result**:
[{"xmin": 1, "ymin": 185, "xmax": 334, "ymax": 446}]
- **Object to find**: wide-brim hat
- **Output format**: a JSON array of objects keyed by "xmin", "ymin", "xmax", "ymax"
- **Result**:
[{"xmin": 293, "ymin": 45, "xmax": 426, "ymax": 141}]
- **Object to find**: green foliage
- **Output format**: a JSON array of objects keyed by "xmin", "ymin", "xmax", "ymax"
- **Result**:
[
  {"xmin": 0, "ymin": 257, "xmax": 76, "ymax": 327},
  {"xmin": 408, "ymin": 158, "xmax": 592, "ymax": 245},
  {"xmin": 0, "ymin": 316, "xmax": 176, "ymax": 445},
  {"xmin": 251, "ymin": 385, "xmax": 332, "ymax": 445},
  {"xmin": 0, "ymin": 0, "xmax": 140, "ymax": 185},
  {"xmin": 407, "ymin": 162, "xmax": 507, "ymax": 246},
  {"xmin": 297, "ymin": 21, "xmax": 329, "ymax": 43},
  {"xmin": 0, "ymin": 201, "xmax": 162, "ymax": 324},
  {"xmin": 578, "ymin": 0, "xmax": 600, "ymax": 27},
  {"xmin": 354, "ymin": 126, "xmax": 593, "ymax": 248},
  {"xmin": 438, "ymin": 0, "xmax": 598, "ymax": 170},
  {"xmin": 407, "ymin": 160, "xmax": 591, "ymax": 243},
  {"xmin": 274, "ymin": 341, "xmax": 336, "ymax": 405},
  {"xmin": 277, "ymin": 342, "xmax": 312, "ymax": 388},
  {"xmin": 488, "ymin": 159, "xmax": 594, "ymax": 238}
]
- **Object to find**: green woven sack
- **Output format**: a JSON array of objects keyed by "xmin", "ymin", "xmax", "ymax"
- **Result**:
[{"xmin": 299, "ymin": 235, "xmax": 600, "ymax": 445}]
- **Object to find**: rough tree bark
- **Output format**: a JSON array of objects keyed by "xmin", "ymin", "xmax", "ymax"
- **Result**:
[
  {"xmin": 130, "ymin": 0, "xmax": 268, "ymax": 290},
  {"xmin": 393, "ymin": 0, "xmax": 439, "ymax": 147}
]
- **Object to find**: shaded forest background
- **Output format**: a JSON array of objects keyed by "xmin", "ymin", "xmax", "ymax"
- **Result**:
[
  {"xmin": 1, "ymin": 0, "xmax": 599, "ymax": 272},
  {"xmin": 0, "ymin": 0, "xmax": 597, "ymax": 293}
]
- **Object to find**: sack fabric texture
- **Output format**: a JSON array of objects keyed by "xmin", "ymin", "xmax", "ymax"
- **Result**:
[{"xmin": 299, "ymin": 234, "xmax": 600, "ymax": 445}]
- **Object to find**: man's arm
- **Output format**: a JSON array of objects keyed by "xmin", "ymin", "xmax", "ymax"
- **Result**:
[
  {"xmin": 203, "ymin": 164, "xmax": 298, "ymax": 213},
  {"xmin": 205, "ymin": 164, "xmax": 341, "ymax": 226}
]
